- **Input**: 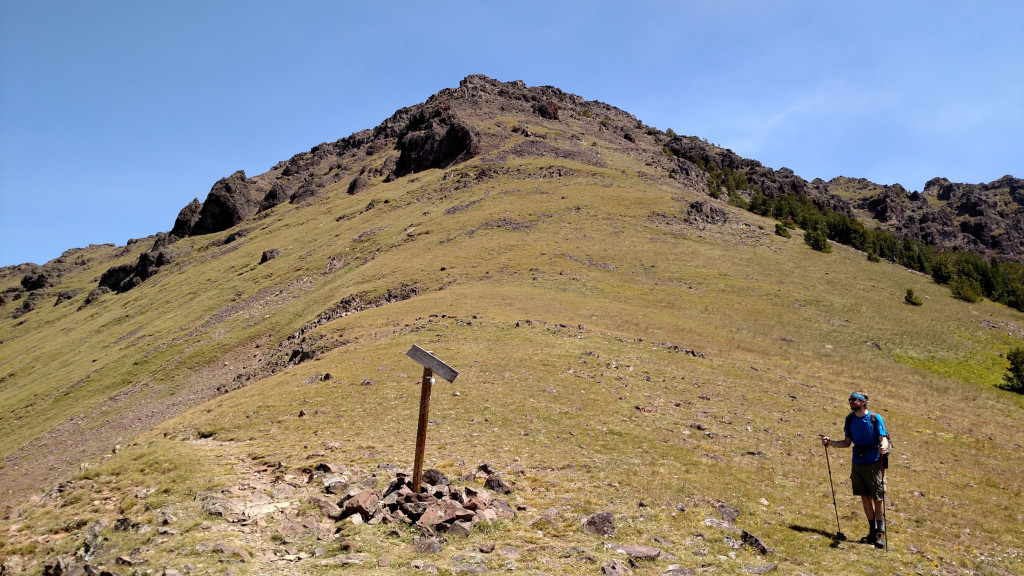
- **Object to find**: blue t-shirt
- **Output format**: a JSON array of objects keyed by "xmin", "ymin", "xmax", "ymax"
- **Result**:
[{"xmin": 844, "ymin": 411, "xmax": 887, "ymax": 465}]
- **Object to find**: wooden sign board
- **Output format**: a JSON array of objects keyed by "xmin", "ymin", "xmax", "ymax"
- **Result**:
[{"xmin": 406, "ymin": 345, "xmax": 459, "ymax": 383}]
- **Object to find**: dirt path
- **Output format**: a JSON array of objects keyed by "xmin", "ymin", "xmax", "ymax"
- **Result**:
[{"xmin": 0, "ymin": 338, "xmax": 267, "ymax": 508}]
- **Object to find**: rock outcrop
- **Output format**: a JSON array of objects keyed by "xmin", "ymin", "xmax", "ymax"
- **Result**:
[
  {"xmin": 190, "ymin": 170, "xmax": 260, "ymax": 236},
  {"xmin": 829, "ymin": 174, "xmax": 1024, "ymax": 262},
  {"xmin": 170, "ymin": 198, "xmax": 203, "ymax": 238},
  {"xmin": 98, "ymin": 249, "xmax": 176, "ymax": 293},
  {"xmin": 393, "ymin": 110, "xmax": 479, "ymax": 178}
]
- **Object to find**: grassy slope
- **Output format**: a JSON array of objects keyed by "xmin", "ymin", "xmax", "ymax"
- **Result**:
[{"xmin": 2, "ymin": 114, "xmax": 1023, "ymax": 575}]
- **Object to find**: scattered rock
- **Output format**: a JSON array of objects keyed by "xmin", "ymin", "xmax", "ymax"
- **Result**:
[
  {"xmin": 530, "ymin": 506, "xmax": 559, "ymax": 527},
  {"xmin": 212, "ymin": 543, "xmax": 252, "ymax": 562},
  {"xmin": 741, "ymin": 530, "xmax": 772, "ymax": 555},
  {"xmin": 717, "ymin": 503, "xmax": 740, "ymax": 524},
  {"xmin": 604, "ymin": 543, "xmax": 672, "ymax": 561},
  {"xmin": 42, "ymin": 556, "xmax": 74, "ymax": 576},
  {"xmin": 451, "ymin": 553, "xmax": 488, "ymax": 575},
  {"xmin": 601, "ymin": 559, "xmax": 633, "ymax": 575},
  {"xmin": 342, "ymin": 489, "xmax": 381, "ymax": 520},
  {"xmin": 415, "ymin": 537, "xmax": 443, "ymax": 554},
  {"xmin": 702, "ymin": 517, "xmax": 740, "ymax": 532},
  {"xmin": 422, "ymin": 468, "xmax": 449, "ymax": 486},
  {"xmin": 309, "ymin": 495, "xmax": 343, "ymax": 520},
  {"xmin": 489, "ymin": 499, "xmax": 517, "ymax": 520},
  {"xmin": 744, "ymin": 563, "xmax": 779, "ymax": 574},
  {"xmin": 260, "ymin": 249, "xmax": 281, "ymax": 264},
  {"xmin": 584, "ymin": 511, "xmax": 615, "ymax": 536},
  {"xmin": 663, "ymin": 567, "xmax": 698, "ymax": 576},
  {"xmin": 321, "ymin": 553, "xmax": 370, "ymax": 566},
  {"xmin": 449, "ymin": 520, "xmax": 473, "ymax": 537},
  {"xmin": 484, "ymin": 474, "xmax": 512, "ymax": 494}
]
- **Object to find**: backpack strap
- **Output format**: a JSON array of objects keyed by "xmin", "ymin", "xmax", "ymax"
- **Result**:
[
  {"xmin": 870, "ymin": 412, "xmax": 878, "ymax": 444},
  {"xmin": 870, "ymin": 412, "xmax": 889, "ymax": 443}
]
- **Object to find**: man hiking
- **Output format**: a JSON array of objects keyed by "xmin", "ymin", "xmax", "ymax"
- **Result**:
[{"xmin": 820, "ymin": 391, "xmax": 891, "ymax": 547}]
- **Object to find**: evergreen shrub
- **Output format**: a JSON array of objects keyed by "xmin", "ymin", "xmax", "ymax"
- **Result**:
[
  {"xmin": 1003, "ymin": 346, "xmax": 1024, "ymax": 393},
  {"xmin": 905, "ymin": 288, "xmax": 923, "ymax": 306},
  {"xmin": 804, "ymin": 229, "xmax": 832, "ymax": 253}
]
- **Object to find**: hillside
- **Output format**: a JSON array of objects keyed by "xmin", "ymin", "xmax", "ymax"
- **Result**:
[{"xmin": 1, "ymin": 75, "xmax": 1022, "ymax": 576}]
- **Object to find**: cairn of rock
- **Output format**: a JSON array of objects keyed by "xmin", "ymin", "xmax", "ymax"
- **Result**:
[{"xmin": 325, "ymin": 465, "xmax": 516, "ymax": 538}]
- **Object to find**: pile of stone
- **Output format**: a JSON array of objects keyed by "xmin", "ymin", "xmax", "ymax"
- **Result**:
[{"xmin": 313, "ymin": 465, "xmax": 517, "ymax": 538}]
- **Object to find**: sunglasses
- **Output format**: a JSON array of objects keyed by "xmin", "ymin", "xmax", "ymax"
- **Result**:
[{"xmin": 848, "ymin": 398, "xmax": 863, "ymax": 402}]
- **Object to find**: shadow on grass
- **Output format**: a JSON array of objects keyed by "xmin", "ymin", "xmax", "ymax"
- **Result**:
[{"xmin": 789, "ymin": 524, "xmax": 847, "ymax": 548}]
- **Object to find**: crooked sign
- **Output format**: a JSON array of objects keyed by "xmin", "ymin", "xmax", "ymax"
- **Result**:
[{"xmin": 406, "ymin": 345, "xmax": 459, "ymax": 492}]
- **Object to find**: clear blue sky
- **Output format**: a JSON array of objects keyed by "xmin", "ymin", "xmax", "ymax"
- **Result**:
[{"xmin": 2, "ymin": 1, "xmax": 1021, "ymax": 267}]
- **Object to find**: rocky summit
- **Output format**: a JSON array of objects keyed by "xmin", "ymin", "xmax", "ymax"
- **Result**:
[{"xmin": 1, "ymin": 76, "xmax": 1022, "ymax": 576}]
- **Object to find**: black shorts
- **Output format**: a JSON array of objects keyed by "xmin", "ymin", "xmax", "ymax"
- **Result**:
[{"xmin": 850, "ymin": 461, "xmax": 885, "ymax": 500}]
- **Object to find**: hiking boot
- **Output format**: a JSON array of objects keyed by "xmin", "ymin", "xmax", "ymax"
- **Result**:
[
  {"xmin": 859, "ymin": 533, "xmax": 876, "ymax": 544},
  {"xmin": 873, "ymin": 532, "xmax": 886, "ymax": 549}
]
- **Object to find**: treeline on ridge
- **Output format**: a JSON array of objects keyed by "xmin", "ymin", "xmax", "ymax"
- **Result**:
[{"xmin": 744, "ymin": 192, "xmax": 1024, "ymax": 311}]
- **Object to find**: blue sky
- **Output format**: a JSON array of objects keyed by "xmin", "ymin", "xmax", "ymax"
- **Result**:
[{"xmin": 2, "ymin": 1, "xmax": 1022, "ymax": 267}]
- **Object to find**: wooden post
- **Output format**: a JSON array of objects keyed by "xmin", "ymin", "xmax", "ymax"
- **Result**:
[
  {"xmin": 405, "ymin": 345, "xmax": 459, "ymax": 494},
  {"xmin": 411, "ymin": 367, "xmax": 433, "ymax": 493}
]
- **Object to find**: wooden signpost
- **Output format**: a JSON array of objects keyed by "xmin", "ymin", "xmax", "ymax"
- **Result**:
[{"xmin": 406, "ymin": 345, "xmax": 459, "ymax": 493}]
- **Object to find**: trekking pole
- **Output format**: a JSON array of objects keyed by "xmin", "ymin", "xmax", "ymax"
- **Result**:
[
  {"xmin": 880, "ymin": 453, "xmax": 888, "ymax": 552},
  {"xmin": 822, "ymin": 441, "xmax": 846, "ymax": 540}
]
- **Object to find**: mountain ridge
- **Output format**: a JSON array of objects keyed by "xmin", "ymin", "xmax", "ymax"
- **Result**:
[{"xmin": 2, "ymin": 74, "xmax": 1020, "ymax": 275}]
